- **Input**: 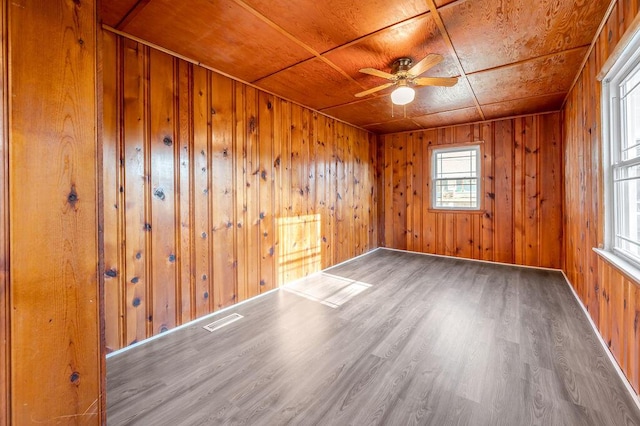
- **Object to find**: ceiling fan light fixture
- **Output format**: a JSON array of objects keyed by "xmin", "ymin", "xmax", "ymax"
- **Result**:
[{"xmin": 391, "ymin": 85, "xmax": 415, "ymax": 105}]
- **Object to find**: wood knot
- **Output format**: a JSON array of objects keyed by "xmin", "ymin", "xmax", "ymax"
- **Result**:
[
  {"xmin": 153, "ymin": 188, "xmax": 166, "ymax": 201},
  {"xmin": 163, "ymin": 136, "xmax": 173, "ymax": 146},
  {"xmin": 70, "ymin": 372, "xmax": 80, "ymax": 384},
  {"xmin": 168, "ymin": 254, "xmax": 176, "ymax": 262},
  {"xmin": 203, "ymin": 291, "xmax": 209, "ymax": 298},
  {"xmin": 144, "ymin": 223, "xmax": 152, "ymax": 231},
  {"xmin": 67, "ymin": 186, "xmax": 79, "ymax": 207},
  {"xmin": 131, "ymin": 277, "xmax": 139, "ymax": 284},
  {"xmin": 132, "ymin": 297, "xmax": 141, "ymax": 307},
  {"xmin": 105, "ymin": 269, "xmax": 117, "ymax": 278}
]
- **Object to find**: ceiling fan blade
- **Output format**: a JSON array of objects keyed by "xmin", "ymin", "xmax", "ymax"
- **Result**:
[
  {"xmin": 408, "ymin": 54, "xmax": 444, "ymax": 77},
  {"xmin": 355, "ymin": 82, "xmax": 395, "ymax": 98},
  {"xmin": 359, "ymin": 68, "xmax": 395, "ymax": 80},
  {"xmin": 413, "ymin": 76, "xmax": 458, "ymax": 87}
]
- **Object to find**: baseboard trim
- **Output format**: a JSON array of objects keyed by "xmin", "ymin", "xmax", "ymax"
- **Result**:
[
  {"xmin": 560, "ymin": 270, "xmax": 640, "ymax": 412},
  {"xmin": 380, "ymin": 247, "xmax": 640, "ymax": 410},
  {"xmin": 107, "ymin": 247, "xmax": 381, "ymax": 359},
  {"xmin": 106, "ymin": 287, "xmax": 280, "ymax": 359},
  {"xmin": 379, "ymin": 247, "xmax": 563, "ymax": 272}
]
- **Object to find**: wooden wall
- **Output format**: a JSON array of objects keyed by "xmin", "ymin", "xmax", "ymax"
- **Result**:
[
  {"xmin": 0, "ymin": 0, "xmax": 7, "ymax": 422},
  {"xmin": 102, "ymin": 31, "xmax": 378, "ymax": 351},
  {"xmin": 377, "ymin": 114, "xmax": 564, "ymax": 269},
  {"xmin": 563, "ymin": 0, "xmax": 640, "ymax": 394},
  {"xmin": 2, "ymin": 0, "xmax": 104, "ymax": 423}
]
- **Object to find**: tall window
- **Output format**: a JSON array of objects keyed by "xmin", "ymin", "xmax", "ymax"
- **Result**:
[
  {"xmin": 603, "ymin": 31, "xmax": 640, "ymax": 267},
  {"xmin": 431, "ymin": 145, "xmax": 481, "ymax": 210}
]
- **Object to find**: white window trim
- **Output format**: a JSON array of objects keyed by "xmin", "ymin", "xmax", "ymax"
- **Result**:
[
  {"xmin": 601, "ymin": 25, "xmax": 640, "ymax": 275},
  {"xmin": 430, "ymin": 144, "xmax": 481, "ymax": 211}
]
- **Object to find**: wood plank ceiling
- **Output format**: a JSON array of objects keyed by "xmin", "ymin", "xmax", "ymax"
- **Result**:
[{"xmin": 102, "ymin": 0, "xmax": 609, "ymax": 134}]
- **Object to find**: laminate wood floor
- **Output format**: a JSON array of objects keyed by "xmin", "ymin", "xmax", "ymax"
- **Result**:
[{"xmin": 107, "ymin": 249, "xmax": 640, "ymax": 425}]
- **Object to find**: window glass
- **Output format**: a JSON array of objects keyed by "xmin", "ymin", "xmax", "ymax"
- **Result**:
[
  {"xmin": 432, "ymin": 146, "xmax": 480, "ymax": 210},
  {"xmin": 605, "ymin": 42, "xmax": 640, "ymax": 268}
]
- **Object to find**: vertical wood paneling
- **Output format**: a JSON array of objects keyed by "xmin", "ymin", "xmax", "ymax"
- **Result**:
[
  {"xmin": 103, "ymin": 31, "xmax": 123, "ymax": 351},
  {"xmin": 123, "ymin": 40, "xmax": 149, "ymax": 345},
  {"xmin": 258, "ymin": 92, "xmax": 275, "ymax": 292},
  {"xmin": 9, "ymin": 0, "xmax": 103, "ymax": 422},
  {"xmin": 335, "ymin": 122, "xmax": 348, "ymax": 263},
  {"xmin": 245, "ymin": 86, "xmax": 261, "ymax": 300},
  {"xmin": 480, "ymin": 123, "xmax": 494, "ymax": 261},
  {"xmin": 422, "ymin": 131, "xmax": 438, "ymax": 254},
  {"xmin": 102, "ymin": 33, "xmax": 377, "ymax": 351},
  {"xmin": 493, "ymin": 120, "xmax": 514, "ymax": 264},
  {"xmin": 234, "ymin": 82, "xmax": 249, "ymax": 301},
  {"xmin": 379, "ymin": 113, "xmax": 563, "ymax": 269},
  {"xmin": 0, "ymin": 0, "xmax": 8, "ymax": 421},
  {"xmin": 149, "ymin": 48, "xmax": 177, "ymax": 335},
  {"xmin": 563, "ymin": 1, "xmax": 640, "ymax": 396},
  {"xmin": 411, "ymin": 134, "xmax": 424, "ymax": 252},
  {"xmin": 627, "ymin": 281, "xmax": 640, "ymax": 392},
  {"xmin": 211, "ymin": 74, "xmax": 236, "ymax": 309},
  {"xmin": 177, "ymin": 61, "xmax": 193, "ymax": 324},
  {"xmin": 539, "ymin": 113, "xmax": 563, "ymax": 267},
  {"xmin": 391, "ymin": 134, "xmax": 408, "ymax": 250},
  {"xmin": 192, "ymin": 65, "xmax": 212, "ymax": 317}
]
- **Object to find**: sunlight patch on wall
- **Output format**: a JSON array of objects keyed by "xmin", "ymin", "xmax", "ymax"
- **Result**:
[{"xmin": 277, "ymin": 214, "xmax": 322, "ymax": 285}]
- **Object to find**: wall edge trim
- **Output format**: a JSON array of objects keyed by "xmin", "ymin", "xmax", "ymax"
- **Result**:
[
  {"xmin": 101, "ymin": 25, "xmax": 373, "ymax": 135},
  {"xmin": 562, "ymin": 0, "xmax": 617, "ymax": 109}
]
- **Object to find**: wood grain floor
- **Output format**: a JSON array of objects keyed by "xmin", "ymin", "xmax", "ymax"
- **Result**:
[{"xmin": 107, "ymin": 249, "xmax": 640, "ymax": 425}]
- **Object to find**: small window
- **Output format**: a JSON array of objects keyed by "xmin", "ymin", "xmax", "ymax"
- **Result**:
[
  {"xmin": 431, "ymin": 145, "xmax": 481, "ymax": 210},
  {"xmin": 603, "ymin": 28, "xmax": 640, "ymax": 269}
]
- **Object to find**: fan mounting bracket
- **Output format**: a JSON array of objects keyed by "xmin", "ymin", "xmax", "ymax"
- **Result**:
[{"xmin": 392, "ymin": 58, "xmax": 413, "ymax": 74}]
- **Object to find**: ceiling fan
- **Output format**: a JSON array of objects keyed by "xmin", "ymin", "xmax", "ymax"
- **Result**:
[{"xmin": 355, "ymin": 54, "xmax": 458, "ymax": 105}]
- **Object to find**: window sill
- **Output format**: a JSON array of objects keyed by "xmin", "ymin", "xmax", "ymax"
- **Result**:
[
  {"xmin": 593, "ymin": 248, "xmax": 640, "ymax": 285},
  {"xmin": 427, "ymin": 209, "xmax": 486, "ymax": 215}
]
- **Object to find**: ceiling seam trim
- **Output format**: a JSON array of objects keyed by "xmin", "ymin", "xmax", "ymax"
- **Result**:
[
  {"xmin": 115, "ymin": 0, "xmax": 151, "ymax": 30},
  {"xmin": 465, "ymin": 45, "xmax": 592, "ymax": 77},
  {"xmin": 424, "ymin": 0, "xmax": 486, "ymax": 121},
  {"xmin": 230, "ymin": 0, "xmax": 367, "ymax": 89},
  {"xmin": 561, "ymin": 0, "xmax": 617, "ymax": 109}
]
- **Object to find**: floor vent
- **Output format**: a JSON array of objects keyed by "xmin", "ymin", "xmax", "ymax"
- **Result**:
[{"xmin": 203, "ymin": 313, "xmax": 244, "ymax": 332}]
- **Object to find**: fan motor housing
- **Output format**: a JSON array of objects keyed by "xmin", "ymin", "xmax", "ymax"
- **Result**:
[{"xmin": 392, "ymin": 58, "xmax": 413, "ymax": 74}]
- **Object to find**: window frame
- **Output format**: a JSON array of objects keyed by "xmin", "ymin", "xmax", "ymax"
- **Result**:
[
  {"xmin": 429, "ymin": 142, "xmax": 483, "ymax": 212},
  {"xmin": 602, "ymin": 27, "xmax": 640, "ymax": 271}
]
